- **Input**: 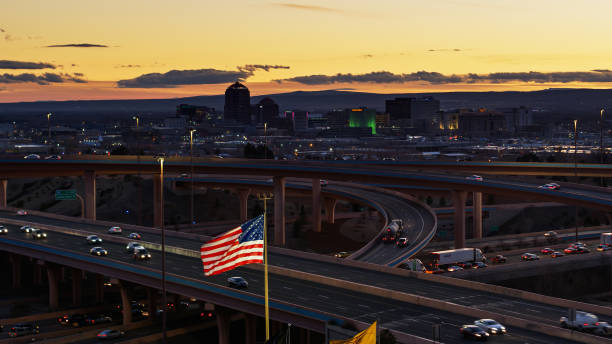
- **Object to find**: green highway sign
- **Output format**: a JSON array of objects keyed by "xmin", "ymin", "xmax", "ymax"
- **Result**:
[{"xmin": 55, "ymin": 189, "xmax": 77, "ymax": 200}]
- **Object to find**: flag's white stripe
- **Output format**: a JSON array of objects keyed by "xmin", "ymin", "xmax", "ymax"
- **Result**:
[
  {"xmin": 206, "ymin": 255, "xmax": 263, "ymax": 275},
  {"xmin": 201, "ymin": 239, "xmax": 262, "ymax": 261},
  {"xmin": 201, "ymin": 241, "xmax": 239, "ymax": 256},
  {"xmin": 203, "ymin": 248, "xmax": 263, "ymax": 269},
  {"xmin": 201, "ymin": 232, "xmax": 241, "ymax": 249},
  {"xmin": 202, "ymin": 242, "xmax": 263, "ymax": 269}
]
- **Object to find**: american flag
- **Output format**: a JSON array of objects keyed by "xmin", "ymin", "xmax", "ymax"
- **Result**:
[{"xmin": 200, "ymin": 215, "xmax": 265, "ymax": 276}]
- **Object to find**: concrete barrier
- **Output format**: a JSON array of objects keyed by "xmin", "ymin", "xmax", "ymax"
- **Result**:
[
  {"xmin": 38, "ymin": 320, "xmax": 153, "ymax": 344},
  {"xmin": 0, "ymin": 323, "xmax": 109, "ymax": 344},
  {"xmin": 0, "ymin": 305, "xmax": 109, "ymax": 326}
]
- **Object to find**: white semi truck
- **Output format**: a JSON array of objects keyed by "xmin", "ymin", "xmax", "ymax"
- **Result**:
[{"xmin": 430, "ymin": 248, "xmax": 486, "ymax": 269}]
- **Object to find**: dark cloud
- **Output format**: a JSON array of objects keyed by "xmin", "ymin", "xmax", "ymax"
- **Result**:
[
  {"xmin": 71, "ymin": 64, "xmax": 78, "ymax": 67},
  {"xmin": 428, "ymin": 48, "xmax": 462, "ymax": 52},
  {"xmin": 115, "ymin": 64, "xmax": 142, "ymax": 68},
  {"xmin": 0, "ymin": 60, "xmax": 55, "ymax": 70},
  {"xmin": 46, "ymin": 43, "xmax": 108, "ymax": 48},
  {"xmin": 276, "ymin": 70, "xmax": 612, "ymax": 85},
  {"xmin": 237, "ymin": 64, "xmax": 290, "ymax": 73},
  {"xmin": 362, "ymin": 54, "xmax": 374, "ymax": 58},
  {"xmin": 117, "ymin": 69, "xmax": 251, "ymax": 88},
  {"xmin": 272, "ymin": 3, "xmax": 343, "ymax": 12},
  {"xmin": 0, "ymin": 28, "xmax": 4, "ymax": 33},
  {"xmin": 0, "ymin": 72, "xmax": 87, "ymax": 85},
  {"xmin": 73, "ymin": 72, "xmax": 84, "ymax": 77}
]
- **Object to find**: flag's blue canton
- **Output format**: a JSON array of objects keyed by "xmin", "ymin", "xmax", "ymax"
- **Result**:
[{"xmin": 238, "ymin": 215, "xmax": 264, "ymax": 243}]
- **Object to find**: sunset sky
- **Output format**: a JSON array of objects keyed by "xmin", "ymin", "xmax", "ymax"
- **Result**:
[{"xmin": 3, "ymin": 0, "xmax": 612, "ymax": 102}]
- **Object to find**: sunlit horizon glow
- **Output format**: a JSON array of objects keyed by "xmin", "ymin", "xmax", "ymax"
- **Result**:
[{"xmin": 3, "ymin": 0, "xmax": 612, "ymax": 102}]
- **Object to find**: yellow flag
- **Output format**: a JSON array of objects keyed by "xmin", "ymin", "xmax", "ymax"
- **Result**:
[{"xmin": 330, "ymin": 321, "xmax": 377, "ymax": 344}]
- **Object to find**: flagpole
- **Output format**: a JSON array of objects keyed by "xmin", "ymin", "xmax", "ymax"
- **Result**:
[{"xmin": 258, "ymin": 192, "xmax": 273, "ymax": 341}]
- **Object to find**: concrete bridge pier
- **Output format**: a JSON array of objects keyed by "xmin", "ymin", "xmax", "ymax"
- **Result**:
[
  {"xmin": 324, "ymin": 197, "xmax": 337, "ymax": 224},
  {"xmin": 238, "ymin": 188, "xmax": 251, "ymax": 222},
  {"xmin": 0, "ymin": 179, "xmax": 7, "ymax": 208},
  {"xmin": 312, "ymin": 179, "xmax": 322, "ymax": 233},
  {"xmin": 71, "ymin": 268, "xmax": 83, "ymax": 306},
  {"xmin": 244, "ymin": 313, "xmax": 257, "ymax": 344},
  {"xmin": 94, "ymin": 275, "xmax": 104, "ymax": 304},
  {"xmin": 452, "ymin": 190, "xmax": 467, "ymax": 249},
  {"xmin": 473, "ymin": 191, "xmax": 483, "ymax": 239},
  {"xmin": 216, "ymin": 307, "xmax": 231, "ymax": 344},
  {"xmin": 84, "ymin": 170, "xmax": 96, "ymax": 220},
  {"xmin": 118, "ymin": 281, "xmax": 132, "ymax": 325},
  {"xmin": 33, "ymin": 260, "xmax": 44, "ymax": 286},
  {"xmin": 273, "ymin": 176, "xmax": 286, "ymax": 246},
  {"xmin": 147, "ymin": 287, "xmax": 157, "ymax": 317},
  {"xmin": 9, "ymin": 254, "xmax": 22, "ymax": 289},
  {"xmin": 153, "ymin": 174, "xmax": 163, "ymax": 228},
  {"xmin": 46, "ymin": 263, "xmax": 60, "ymax": 310}
]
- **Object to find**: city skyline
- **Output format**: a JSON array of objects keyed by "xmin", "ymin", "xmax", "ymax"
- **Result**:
[{"xmin": 4, "ymin": 0, "xmax": 612, "ymax": 102}]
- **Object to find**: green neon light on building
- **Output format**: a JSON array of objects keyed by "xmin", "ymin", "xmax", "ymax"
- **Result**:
[{"xmin": 348, "ymin": 109, "xmax": 376, "ymax": 134}]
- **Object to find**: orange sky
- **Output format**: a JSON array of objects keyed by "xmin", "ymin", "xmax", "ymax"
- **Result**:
[{"xmin": 3, "ymin": 0, "xmax": 612, "ymax": 102}]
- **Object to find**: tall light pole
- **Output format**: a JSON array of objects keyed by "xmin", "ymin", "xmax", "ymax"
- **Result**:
[
  {"xmin": 264, "ymin": 122, "xmax": 268, "ymax": 160},
  {"xmin": 46, "ymin": 113, "xmax": 52, "ymax": 142},
  {"xmin": 573, "ymin": 119, "xmax": 578, "ymax": 243},
  {"xmin": 158, "ymin": 157, "xmax": 167, "ymax": 344},
  {"xmin": 257, "ymin": 191, "xmax": 273, "ymax": 341},
  {"xmin": 601, "ymin": 109, "xmax": 605, "ymax": 187},
  {"xmin": 189, "ymin": 128, "xmax": 196, "ymax": 228},
  {"xmin": 133, "ymin": 115, "xmax": 142, "ymax": 225}
]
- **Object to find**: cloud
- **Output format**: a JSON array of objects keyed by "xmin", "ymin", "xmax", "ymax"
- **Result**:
[
  {"xmin": 115, "ymin": 64, "xmax": 142, "ymax": 68},
  {"xmin": 46, "ymin": 43, "xmax": 108, "ymax": 48},
  {"xmin": 361, "ymin": 54, "xmax": 374, "ymax": 58},
  {"xmin": 0, "ymin": 60, "xmax": 56, "ymax": 70},
  {"xmin": 276, "ymin": 70, "xmax": 612, "ymax": 85},
  {"xmin": 237, "ymin": 64, "xmax": 290, "ymax": 73},
  {"xmin": 0, "ymin": 72, "xmax": 87, "ymax": 85},
  {"xmin": 428, "ymin": 48, "xmax": 462, "ymax": 52},
  {"xmin": 118, "ymin": 64, "xmax": 291, "ymax": 88},
  {"xmin": 74, "ymin": 72, "xmax": 84, "ymax": 77},
  {"xmin": 0, "ymin": 28, "xmax": 4, "ymax": 33},
  {"xmin": 271, "ymin": 3, "xmax": 343, "ymax": 13}
]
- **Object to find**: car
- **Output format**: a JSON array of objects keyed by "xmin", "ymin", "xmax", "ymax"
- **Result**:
[
  {"xmin": 560, "ymin": 311, "xmax": 599, "ymax": 331},
  {"xmin": 576, "ymin": 247, "xmax": 590, "ymax": 254},
  {"xmin": 84, "ymin": 314, "xmax": 113, "ymax": 326},
  {"xmin": 491, "ymin": 255, "xmax": 507, "ymax": 264},
  {"xmin": 466, "ymin": 175, "xmax": 483, "ymax": 181},
  {"xmin": 0, "ymin": 225, "xmax": 7, "ymax": 234},
  {"xmin": 58, "ymin": 313, "xmax": 87, "ymax": 327},
  {"xmin": 457, "ymin": 262, "xmax": 473, "ymax": 269},
  {"xmin": 227, "ymin": 276, "xmax": 248, "ymax": 288},
  {"xmin": 86, "ymin": 235, "xmax": 103, "ymax": 244},
  {"xmin": 20, "ymin": 225, "xmax": 34, "ymax": 233},
  {"xmin": 538, "ymin": 183, "xmax": 561, "ymax": 190},
  {"xmin": 594, "ymin": 321, "xmax": 612, "ymax": 336},
  {"xmin": 460, "ymin": 325, "xmax": 489, "ymax": 340},
  {"xmin": 540, "ymin": 247, "xmax": 554, "ymax": 255},
  {"xmin": 544, "ymin": 231, "xmax": 558, "ymax": 241},
  {"xmin": 97, "ymin": 329, "xmax": 124, "ymax": 340},
  {"xmin": 597, "ymin": 244, "xmax": 612, "ymax": 252},
  {"xmin": 474, "ymin": 319, "xmax": 507, "ymax": 335},
  {"xmin": 564, "ymin": 247, "xmax": 577, "ymax": 254},
  {"xmin": 8, "ymin": 323, "xmax": 39, "ymax": 337},
  {"xmin": 570, "ymin": 242, "xmax": 587, "ymax": 248},
  {"xmin": 472, "ymin": 262, "xmax": 488, "ymax": 269},
  {"xmin": 320, "ymin": 179, "xmax": 328, "ymax": 187},
  {"xmin": 108, "ymin": 226, "xmax": 122, "ymax": 234},
  {"xmin": 128, "ymin": 232, "xmax": 142, "ymax": 240},
  {"xmin": 396, "ymin": 237, "xmax": 409, "ymax": 248},
  {"xmin": 16, "ymin": 209, "xmax": 28, "ymax": 216},
  {"xmin": 126, "ymin": 242, "xmax": 144, "ymax": 253},
  {"xmin": 551, "ymin": 251, "xmax": 565, "ymax": 258},
  {"xmin": 180, "ymin": 173, "xmax": 189, "ymax": 178},
  {"xmin": 45, "ymin": 155, "xmax": 62, "ymax": 160},
  {"xmin": 447, "ymin": 265, "xmax": 464, "ymax": 272},
  {"xmin": 30, "ymin": 228, "xmax": 47, "ymax": 239},
  {"xmin": 90, "ymin": 247, "xmax": 108, "ymax": 256},
  {"xmin": 133, "ymin": 247, "xmax": 151, "ymax": 260},
  {"xmin": 334, "ymin": 251, "xmax": 349, "ymax": 258},
  {"xmin": 23, "ymin": 154, "xmax": 40, "ymax": 159},
  {"xmin": 521, "ymin": 253, "xmax": 539, "ymax": 261}
]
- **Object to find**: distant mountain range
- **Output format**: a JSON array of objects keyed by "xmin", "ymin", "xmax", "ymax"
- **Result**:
[{"xmin": 1, "ymin": 88, "xmax": 612, "ymax": 117}]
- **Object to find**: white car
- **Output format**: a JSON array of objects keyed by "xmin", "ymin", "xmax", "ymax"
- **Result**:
[
  {"xmin": 20, "ymin": 225, "xmax": 34, "ymax": 233},
  {"xmin": 561, "ymin": 311, "xmax": 599, "ymax": 331},
  {"xmin": 23, "ymin": 154, "xmax": 40, "ymax": 159},
  {"xmin": 320, "ymin": 179, "xmax": 329, "ymax": 187},
  {"xmin": 465, "ymin": 175, "xmax": 483, "ymax": 181},
  {"xmin": 16, "ymin": 210, "xmax": 28, "ymax": 216},
  {"xmin": 474, "ymin": 319, "xmax": 507, "ymax": 335},
  {"xmin": 108, "ymin": 226, "xmax": 122, "ymax": 234},
  {"xmin": 0, "ymin": 225, "xmax": 7, "ymax": 234}
]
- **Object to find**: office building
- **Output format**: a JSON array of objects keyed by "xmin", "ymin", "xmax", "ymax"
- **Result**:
[
  {"xmin": 224, "ymin": 82, "xmax": 251, "ymax": 124},
  {"xmin": 385, "ymin": 97, "xmax": 440, "ymax": 128}
]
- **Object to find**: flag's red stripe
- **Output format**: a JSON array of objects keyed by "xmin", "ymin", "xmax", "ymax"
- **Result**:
[
  {"xmin": 204, "ymin": 250, "xmax": 264, "ymax": 271},
  {"xmin": 205, "ymin": 258, "xmax": 264, "ymax": 276},
  {"xmin": 200, "ymin": 243, "xmax": 263, "ymax": 260},
  {"xmin": 201, "ymin": 229, "xmax": 242, "ymax": 248}
]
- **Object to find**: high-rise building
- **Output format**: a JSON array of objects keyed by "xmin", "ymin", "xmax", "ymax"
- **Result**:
[
  {"xmin": 348, "ymin": 108, "xmax": 377, "ymax": 134},
  {"xmin": 224, "ymin": 82, "xmax": 251, "ymax": 124},
  {"xmin": 254, "ymin": 97, "xmax": 279, "ymax": 125},
  {"xmin": 385, "ymin": 97, "xmax": 440, "ymax": 128},
  {"xmin": 291, "ymin": 111, "xmax": 309, "ymax": 132}
]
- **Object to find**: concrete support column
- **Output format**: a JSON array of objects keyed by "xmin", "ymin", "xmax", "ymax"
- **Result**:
[
  {"xmin": 9, "ymin": 254, "xmax": 22, "ymax": 289},
  {"xmin": 46, "ymin": 264, "xmax": 60, "ymax": 310},
  {"xmin": 0, "ymin": 179, "xmax": 7, "ymax": 208},
  {"xmin": 323, "ymin": 197, "xmax": 337, "ymax": 224},
  {"xmin": 238, "ymin": 188, "xmax": 251, "ymax": 222},
  {"xmin": 147, "ymin": 287, "xmax": 157, "ymax": 317},
  {"xmin": 95, "ymin": 275, "xmax": 104, "ymax": 304},
  {"xmin": 216, "ymin": 308, "xmax": 230, "ymax": 344},
  {"xmin": 71, "ymin": 269, "xmax": 83, "ymax": 306},
  {"xmin": 244, "ymin": 314, "xmax": 257, "ymax": 344},
  {"xmin": 473, "ymin": 192, "xmax": 483, "ymax": 239},
  {"xmin": 84, "ymin": 170, "xmax": 96, "ymax": 220},
  {"xmin": 311, "ymin": 179, "xmax": 322, "ymax": 233},
  {"xmin": 119, "ymin": 281, "xmax": 132, "ymax": 325},
  {"xmin": 451, "ymin": 190, "xmax": 467, "ymax": 249},
  {"xmin": 33, "ymin": 262, "xmax": 43, "ymax": 286},
  {"xmin": 153, "ymin": 174, "xmax": 163, "ymax": 228},
  {"xmin": 273, "ymin": 176, "xmax": 286, "ymax": 246}
]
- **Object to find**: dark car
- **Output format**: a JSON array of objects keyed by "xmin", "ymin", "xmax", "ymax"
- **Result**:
[
  {"xmin": 0, "ymin": 225, "xmax": 7, "ymax": 234},
  {"xmin": 85, "ymin": 314, "xmax": 113, "ymax": 326},
  {"xmin": 227, "ymin": 276, "xmax": 248, "ymax": 288},
  {"xmin": 97, "ymin": 329, "xmax": 123, "ymax": 340},
  {"xmin": 8, "ymin": 323, "xmax": 39, "ymax": 337},
  {"xmin": 128, "ymin": 232, "xmax": 142, "ymax": 240},
  {"xmin": 396, "ymin": 237, "xmax": 409, "ymax": 248},
  {"xmin": 521, "ymin": 253, "xmax": 539, "ymax": 261},
  {"xmin": 30, "ymin": 228, "xmax": 47, "ymax": 239},
  {"xmin": 460, "ymin": 325, "xmax": 489, "ymax": 341},
  {"xmin": 576, "ymin": 247, "xmax": 590, "ymax": 254},
  {"xmin": 90, "ymin": 247, "xmax": 108, "ymax": 256},
  {"xmin": 133, "ymin": 247, "xmax": 151, "ymax": 260},
  {"xmin": 126, "ymin": 242, "xmax": 144, "ymax": 253},
  {"xmin": 540, "ymin": 247, "xmax": 554, "ymax": 255},
  {"xmin": 457, "ymin": 262, "xmax": 473, "ymax": 269},
  {"xmin": 19, "ymin": 225, "xmax": 33, "ymax": 233},
  {"xmin": 472, "ymin": 262, "xmax": 488, "ymax": 269},
  {"xmin": 86, "ymin": 235, "xmax": 103, "ymax": 244},
  {"xmin": 492, "ymin": 255, "xmax": 506, "ymax": 264},
  {"xmin": 58, "ymin": 314, "xmax": 87, "ymax": 327}
]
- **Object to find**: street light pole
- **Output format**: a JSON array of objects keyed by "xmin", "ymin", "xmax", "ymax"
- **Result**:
[
  {"xmin": 189, "ymin": 129, "xmax": 196, "ymax": 228},
  {"xmin": 158, "ymin": 157, "xmax": 167, "ymax": 344},
  {"xmin": 133, "ymin": 115, "xmax": 142, "ymax": 225},
  {"xmin": 601, "ymin": 109, "xmax": 605, "ymax": 187},
  {"xmin": 573, "ymin": 119, "xmax": 578, "ymax": 243},
  {"xmin": 264, "ymin": 122, "xmax": 268, "ymax": 160},
  {"xmin": 46, "ymin": 113, "xmax": 52, "ymax": 142}
]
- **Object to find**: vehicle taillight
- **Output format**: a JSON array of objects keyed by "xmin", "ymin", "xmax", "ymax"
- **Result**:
[
  {"xmin": 596, "ymin": 322, "xmax": 600, "ymax": 326},
  {"xmin": 584, "ymin": 323, "xmax": 589, "ymax": 326}
]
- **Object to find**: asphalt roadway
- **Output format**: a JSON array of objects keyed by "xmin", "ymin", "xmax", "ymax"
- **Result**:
[{"xmin": 0, "ymin": 225, "xmax": 589, "ymax": 344}]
